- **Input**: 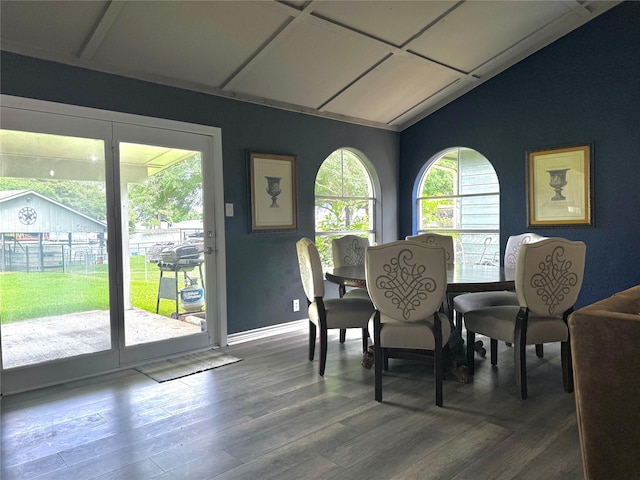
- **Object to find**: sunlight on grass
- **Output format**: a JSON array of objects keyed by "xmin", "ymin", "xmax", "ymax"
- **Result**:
[
  {"xmin": 0, "ymin": 255, "xmax": 190, "ymax": 323},
  {"xmin": 0, "ymin": 272, "xmax": 109, "ymax": 322}
]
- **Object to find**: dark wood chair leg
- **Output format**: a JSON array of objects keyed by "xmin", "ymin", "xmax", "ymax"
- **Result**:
[
  {"xmin": 561, "ymin": 341, "xmax": 574, "ymax": 393},
  {"xmin": 435, "ymin": 348, "xmax": 443, "ymax": 407},
  {"xmin": 338, "ymin": 285, "xmax": 346, "ymax": 298},
  {"xmin": 373, "ymin": 313, "xmax": 383, "ymax": 401},
  {"xmin": 362, "ymin": 328, "xmax": 368, "ymax": 352},
  {"xmin": 340, "ymin": 328, "xmax": 346, "ymax": 344},
  {"xmin": 383, "ymin": 351, "xmax": 389, "ymax": 371},
  {"xmin": 466, "ymin": 330, "xmax": 476, "ymax": 375},
  {"xmin": 514, "ymin": 338, "xmax": 527, "ymax": 399},
  {"xmin": 434, "ymin": 313, "xmax": 443, "ymax": 407},
  {"xmin": 319, "ymin": 326, "xmax": 328, "ymax": 376},
  {"xmin": 536, "ymin": 344, "xmax": 544, "ymax": 358},
  {"xmin": 374, "ymin": 345, "xmax": 383, "ymax": 401},
  {"xmin": 308, "ymin": 320, "xmax": 316, "ymax": 361},
  {"xmin": 490, "ymin": 339, "xmax": 498, "ymax": 366},
  {"xmin": 513, "ymin": 307, "xmax": 530, "ymax": 399}
]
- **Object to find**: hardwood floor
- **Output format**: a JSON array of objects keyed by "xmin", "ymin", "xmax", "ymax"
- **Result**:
[{"xmin": 1, "ymin": 324, "xmax": 584, "ymax": 479}]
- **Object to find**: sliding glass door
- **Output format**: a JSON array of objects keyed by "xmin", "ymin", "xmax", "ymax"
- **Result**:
[
  {"xmin": 0, "ymin": 126, "xmax": 112, "ymax": 369},
  {"xmin": 114, "ymin": 123, "xmax": 214, "ymax": 364},
  {"xmin": 0, "ymin": 96, "xmax": 225, "ymax": 393}
]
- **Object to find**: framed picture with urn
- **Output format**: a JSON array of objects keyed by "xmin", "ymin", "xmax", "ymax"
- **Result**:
[
  {"xmin": 248, "ymin": 152, "xmax": 297, "ymax": 232},
  {"xmin": 526, "ymin": 143, "xmax": 593, "ymax": 227}
]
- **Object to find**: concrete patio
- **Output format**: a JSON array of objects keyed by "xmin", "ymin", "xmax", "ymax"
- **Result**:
[{"xmin": 1, "ymin": 309, "xmax": 203, "ymax": 369}]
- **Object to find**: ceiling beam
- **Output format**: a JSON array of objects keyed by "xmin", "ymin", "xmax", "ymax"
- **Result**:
[
  {"xmin": 220, "ymin": 2, "xmax": 315, "ymax": 91},
  {"xmin": 268, "ymin": 0, "xmax": 477, "ymax": 115},
  {"xmin": 78, "ymin": 0, "xmax": 126, "ymax": 60}
]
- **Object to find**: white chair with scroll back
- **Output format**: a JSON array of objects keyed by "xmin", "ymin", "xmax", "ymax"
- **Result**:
[
  {"xmin": 296, "ymin": 237, "xmax": 374, "ymax": 376},
  {"xmin": 365, "ymin": 240, "xmax": 451, "ymax": 406},
  {"xmin": 464, "ymin": 237, "xmax": 586, "ymax": 399},
  {"xmin": 405, "ymin": 232, "xmax": 455, "ymax": 267}
]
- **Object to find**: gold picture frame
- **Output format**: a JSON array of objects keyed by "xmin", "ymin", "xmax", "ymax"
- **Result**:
[
  {"xmin": 248, "ymin": 152, "xmax": 297, "ymax": 232},
  {"xmin": 526, "ymin": 143, "xmax": 593, "ymax": 227}
]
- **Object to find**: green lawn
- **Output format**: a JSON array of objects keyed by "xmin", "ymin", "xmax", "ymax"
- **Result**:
[{"xmin": 0, "ymin": 255, "xmax": 184, "ymax": 323}]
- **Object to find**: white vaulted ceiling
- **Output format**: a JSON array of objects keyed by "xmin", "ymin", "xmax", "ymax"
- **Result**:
[{"xmin": 0, "ymin": 0, "xmax": 620, "ymax": 131}]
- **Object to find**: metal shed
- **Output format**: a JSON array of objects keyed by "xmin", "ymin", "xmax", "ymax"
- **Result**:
[{"xmin": 0, "ymin": 189, "xmax": 107, "ymax": 272}]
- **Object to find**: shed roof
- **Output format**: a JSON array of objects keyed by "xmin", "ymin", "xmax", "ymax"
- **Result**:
[{"xmin": 0, "ymin": 189, "xmax": 106, "ymax": 234}]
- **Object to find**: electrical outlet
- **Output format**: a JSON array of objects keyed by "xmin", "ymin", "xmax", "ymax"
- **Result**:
[{"xmin": 293, "ymin": 299, "xmax": 300, "ymax": 312}]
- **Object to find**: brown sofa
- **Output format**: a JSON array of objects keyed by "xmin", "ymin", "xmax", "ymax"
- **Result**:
[{"xmin": 568, "ymin": 285, "xmax": 640, "ymax": 480}]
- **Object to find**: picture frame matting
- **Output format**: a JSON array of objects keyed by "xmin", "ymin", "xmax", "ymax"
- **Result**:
[
  {"xmin": 526, "ymin": 143, "xmax": 593, "ymax": 227},
  {"xmin": 248, "ymin": 152, "xmax": 298, "ymax": 233}
]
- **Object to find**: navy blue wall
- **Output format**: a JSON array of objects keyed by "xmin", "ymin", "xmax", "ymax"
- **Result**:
[
  {"xmin": 0, "ymin": 53, "xmax": 399, "ymax": 334},
  {"xmin": 2, "ymin": 2, "xmax": 638, "ymax": 330},
  {"xmin": 399, "ymin": 2, "xmax": 640, "ymax": 307}
]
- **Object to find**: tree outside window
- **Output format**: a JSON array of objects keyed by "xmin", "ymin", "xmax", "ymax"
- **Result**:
[{"xmin": 315, "ymin": 149, "xmax": 376, "ymax": 269}]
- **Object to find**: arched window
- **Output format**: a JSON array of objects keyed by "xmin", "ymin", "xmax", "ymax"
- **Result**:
[
  {"xmin": 315, "ymin": 148, "xmax": 376, "ymax": 269},
  {"xmin": 415, "ymin": 147, "xmax": 499, "ymax": 265}
]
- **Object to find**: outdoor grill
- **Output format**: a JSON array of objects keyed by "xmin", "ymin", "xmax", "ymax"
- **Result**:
[
  {"xmin": 158, "ymin": 243, "xmax": 201, "ymax": 270},
  {"xmin": 156, "ymin": 243, "xmax": 205, "ymax": 319}
]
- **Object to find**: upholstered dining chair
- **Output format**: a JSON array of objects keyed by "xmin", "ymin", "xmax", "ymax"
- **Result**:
[
  {"xmin": 406, "ymin": 233, "xmax": 457, "ymax": 323},
  {"xmin": 463, "ymin": 237, "xmax": 586, "ymax": 399},
  {"xmin": 332, "ymin": 235, "xmax": 370, "ymax": 299},
  {"xmin": 296, "ymin": 237, "xmax": 374, "ymax": 376},
  {"xmin": 332, "ymin": 234, "xmax": 371, "ymax": 344},
  {"xmin": 453, "ymin": 233, "xmax": 545, "ymax": 332},
  {"xmin": 365, "ymin": 240, "xmax": 450, "ymax": 406},
  {"xmin": 405, "ymin": 232, "xmax": 455, "ymax": 267}
]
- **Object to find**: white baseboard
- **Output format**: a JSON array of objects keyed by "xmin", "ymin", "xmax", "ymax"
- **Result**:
[{"xmin": 227, "ymin": 319, "xmax": 308, "ymax": 345}]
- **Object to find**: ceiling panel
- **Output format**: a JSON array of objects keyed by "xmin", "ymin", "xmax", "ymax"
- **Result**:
[
  {"xmin": 93, "ymin": 1, "xmax": 289, "ymax": 88},
  {"xmin": 311, "ymin": 1, "xmax": 458, "ymax": 46},
  {"xmin": 0, "ymin": 0, "xmax": 621, "ymax": 130},
  {"xmin": 230, "ymin": 17, "xmax": 389, "ymax": 108},
  {"xmin": 410, "ymin": 1, "xmax": 574, "ymax": 73},
  {"xmin": 0, "ymin": 1, "xmax": 108, "ymax": 56},
  {"xmin": 324, "ymin": 54, "xmax": 461, "ymax": 124}
]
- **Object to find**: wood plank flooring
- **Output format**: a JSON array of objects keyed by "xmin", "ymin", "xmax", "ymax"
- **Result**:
[{"xmin": 1, "ymin": 325, "xmax": 584, "ymax": 479}]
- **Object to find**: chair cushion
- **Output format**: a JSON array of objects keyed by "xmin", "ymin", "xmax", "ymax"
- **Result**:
[
  {"xmin": 308, "ymin": 297, "xmax": 373, "ymax": 329},
  {"xmin": 453, "ymin": 291, "xmax": 518, "ymax": 313},
  {"xmin": 368, "ymin": 312, "xmax": 451, "ymax": 350},
  {"xmin": 464, "ymin": 306, "xmax": 568, "ymax": 344},
  {"xmin": 343, "ymin": 287, "xmax": 371, "ymax": 300}
]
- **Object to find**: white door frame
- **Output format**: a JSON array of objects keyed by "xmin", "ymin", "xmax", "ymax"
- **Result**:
[{"xmin": 0, "ymin": 94, "xmax": 227, "ymax": 394}]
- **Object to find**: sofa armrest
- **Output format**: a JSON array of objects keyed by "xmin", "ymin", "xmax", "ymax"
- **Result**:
[{"xmin": 569, "ymin": 302, "xmax": 640, "ymax": 480}]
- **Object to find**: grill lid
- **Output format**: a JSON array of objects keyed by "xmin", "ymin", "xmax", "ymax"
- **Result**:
[{"xmin": 160, "ymin": 244, "xmax": 200, "ymax": 263}]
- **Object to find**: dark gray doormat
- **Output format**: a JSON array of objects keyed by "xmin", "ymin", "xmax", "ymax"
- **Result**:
[{"xmin": 135, "ymin": 349, "xmax": 242, "ymax": 382}]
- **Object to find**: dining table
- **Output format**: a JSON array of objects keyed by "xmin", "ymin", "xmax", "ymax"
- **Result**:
[
  {"xmin": 326, "ymin": 263, "xmax": 515, "ymax": 294},
  {"xmin": 325, "ymin": 263, "xmax": 516, "ymax": 383}
]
